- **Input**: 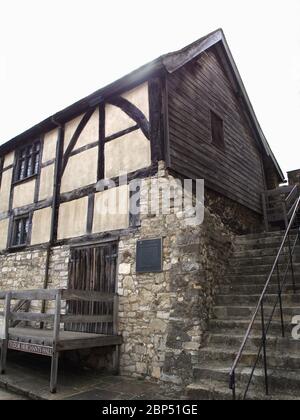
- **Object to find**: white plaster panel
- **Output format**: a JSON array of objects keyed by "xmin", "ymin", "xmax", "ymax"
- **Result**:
[
  {"xmin": 0, "ymin": 169, "xmax": 13, "ymax": 213},
  {"xmin": 105, "ymin": 104, "xmax": 135, "ymax": 138},
  {"xmin": 57, "ymin": 196, "xmax": 88, "ymax": 240},
  {"xmin": 31, "ymin": 207, "xmax": 52, "ymax": 245},
  {"xmin": 39, "ymin": 164, "xmax": 54, "ymax": 201},
  {"xmin": 93, "ymin": 185, "xmax": 129, "ymax": 234},
  {"xmin": 64, "ymin": 114, "xmax": 83, "ymax": 152},
  {"xmin": 60, "ymin": 147, "xmax": 98, "ymax": 193},
  {"xmin": 13, "ymin": 179, "xmax": 36, "ymax": 209},
  {"xmin": 0, "ymin": 218, "xmax": 9, "ymax": 250},
  {"xmin": 63, "ymin": 109, "xmax": 99, "ymax": 152},
  {"xmin": 43, "ymin": 129, "xmax": 58, "ymax": 163},
  {"xmin": 105, "ymin": 129, "xmax": 151, "ymax": 179},
  {"xmin": 3, "ymin": 152, "xmax": 15, "ymax": 168},
  {"xmin": 122, "ymin": 82, "xmax": 149, "ymax": 119}
]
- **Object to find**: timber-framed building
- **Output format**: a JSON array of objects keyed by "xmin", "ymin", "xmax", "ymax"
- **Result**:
[{"xmin": 2, "ymin": 29, "xmax": 296, "ymax": 396}]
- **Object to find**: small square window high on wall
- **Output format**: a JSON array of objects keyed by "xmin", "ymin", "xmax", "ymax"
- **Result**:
[
  {"xmin": 15, "ymin": 140, "xmax": 41, "ymax": 182},
  {"xmin": 210, "ymin": 110, "xmax": 225, "ymax": 150}
]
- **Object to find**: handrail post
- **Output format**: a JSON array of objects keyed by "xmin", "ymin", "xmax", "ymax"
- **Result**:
[
  {"xmin": 113, "ymin": 294, "xmax": 119, "ymax": 336},
  {"xmin": 50, "ymin": 290, "xmax": 61, "ymax": 394},
  {"xmin": 287, "ymin": 230, "xmax": 296, "ymax": 293},
  {"xmin": 276, "ymin": 263, "xmax": 285, "ymax": 338},
  {"xmin": 282, "ymin": 201, "xmax": 289, "ymax": 229},
  {"xmin": 262, "ymin": 192, "xmax": 269, "ymax": 232},
  {"xmin": 0, "ymin": 292, "xmax": 11, "ymax": 374},
  {"xmin": 261, "ymin": 300, "xmax": 269, "ymax": 396},
  {"xmin": 230, "ymin": 371, "xmax": 236, "ymax": 401},
  {"xmin": 229, "ymin": 196, "xmax": 300, "ymax": 400},
  {"xmin": 112, "ymin": 294, "xmax": 120, "ymax": 374}
]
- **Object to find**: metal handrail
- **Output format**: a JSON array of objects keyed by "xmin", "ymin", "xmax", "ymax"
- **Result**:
[
  {"xmin": 286, "ymin": 185, "xmax": 299, "ymax": 207},
  {"xmin": 229, "ymin": 195, "xmax": 300, "ymax": 400}
]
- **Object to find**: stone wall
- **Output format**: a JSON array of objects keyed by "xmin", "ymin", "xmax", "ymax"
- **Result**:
[
  {"xmin": 205, "ymin": 187, "xmax": 263, "ymax": 234},
  {"xmin": 0, "ymin": 247, "xmax": 70, "ymax": 317},
  {"xmin": 117, "ymin": 164, "xmax": 235, "ymax": 386},
  {"xmin": 0, "ymin": 161, "xmax": 262, "ymax": 387}
]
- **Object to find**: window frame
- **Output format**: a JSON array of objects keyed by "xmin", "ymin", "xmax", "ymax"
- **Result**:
[
  {"xmin": 210, "ymin": 110, "xmax": 225, "ymax": 150},
  {"xmin": 10, "ymin": 214, "xmax": 31, "ymax": 249},
  {"xmin": 14, "ymin": 140, "xmax": 41, "ymax": 184}
]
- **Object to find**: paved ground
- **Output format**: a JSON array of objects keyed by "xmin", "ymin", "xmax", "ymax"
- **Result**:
[
  {"xmin": 0, "ymin": 352, "xmax": 183, "ymax": 400},
  {"xmin": 0, "ymin": 389, "xmax": 27, "ymax": 400}
]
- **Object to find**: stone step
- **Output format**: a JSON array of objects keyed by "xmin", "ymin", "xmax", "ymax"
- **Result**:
[
  {"xmin": 225, "ymin": 273, "xmax": 300, "ymax": 285},
  {"xmin": 220, "ymin": 283, "xmax": 296, "ymax": 295},
  {"xmin": 216, "ymin": 293, "xmax": 300, "ymax": 306},
  {"xmin": 207, "ymin": 333, "xmax": 300, "ymax": 354},
  {"xmin": 229, "ymin": 263, "xmax": 300, "ymax": 275},
  {"xmin": 209, "ymin": 319, "xmax": 294, "ymax": 336},
  {"xmin": 189, "ymin": 229, "xmax": 300, "ymax": 400},
  {"xmin": 198, "ymin": 347, "xmax": 300, "ymax": 370},
  {"xmin": 213, "ymin": 304, "xmax": 300, "ymax": 320},
  {"xmin": 235, "ymin": 230, "xmax": 298, "ymax": 243},
  {"xmin": 233, "ymin": 246, "xmax": 300, "ymax": 259},
  {"xmin": 229, "ymin": 253, "xmax": 300, "ymax": 267},
  {"xmin": 186, "ymin": 380, "xmax": 299, "ymax": 400},
  {"xmin": 234, "ymin": 235, "xmax": 298, "ymax": 251},
  {"xmin": 186, "ymin": 380, "xmax": 238, "ymax": 400},
  {"xmin": 193, "ymin": 365, "xmax": 300, "ymax": 397},
  {"xmin": 236, "ymin": 231, "xmax": 285, "ymax": 241}
]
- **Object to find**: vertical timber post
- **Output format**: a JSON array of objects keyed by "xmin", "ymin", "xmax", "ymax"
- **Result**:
[
  {"xmin": 50, "ymin": 290, "xmax": 61, "ymax": 393},
  {"xmin": 0, "ymin": 292, "xmax": 11, "ymax": 374}
]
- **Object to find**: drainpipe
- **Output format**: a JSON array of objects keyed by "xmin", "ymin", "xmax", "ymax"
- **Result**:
[{"xmin": 41, "ymin": 118, "xmax": 64, "ymax": 320}]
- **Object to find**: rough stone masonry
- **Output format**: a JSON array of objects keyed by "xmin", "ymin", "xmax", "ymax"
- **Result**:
[{"xmin": 0, "ymin": 162, "xmax": 261, "ymax": 387}]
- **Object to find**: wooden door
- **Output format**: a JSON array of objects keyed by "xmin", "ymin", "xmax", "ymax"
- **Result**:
[{"xmin": 66, "ymin": 242, "xmax": 118, "ymax": 334}]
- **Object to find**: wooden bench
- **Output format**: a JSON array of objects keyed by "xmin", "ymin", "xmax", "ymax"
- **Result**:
[{"xmin": 0, "ymin": 289, "xmax": 122, "ymax": 393}]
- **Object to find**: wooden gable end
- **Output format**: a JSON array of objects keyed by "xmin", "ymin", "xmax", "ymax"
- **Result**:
[{"xmin": 166, "ymin": 46, "xmax": 266, "ymax": 214}]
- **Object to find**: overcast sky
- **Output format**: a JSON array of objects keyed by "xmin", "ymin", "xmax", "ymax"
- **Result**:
[{"xmin": 0, "ymin": 0, "xmax": 299, "ymax": 176}]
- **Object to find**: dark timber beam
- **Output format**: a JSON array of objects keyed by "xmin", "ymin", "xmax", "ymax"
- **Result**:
[
  {"xmin": 61, "ymin": 108, "xmax": 95, "ymax": 176},
  {"xmin": 98, "ymin": 104, "xmax": 105, "ymax": 181},
  {"xmin": 0, "ymin": 157, "xmax": 4, "ymax": 190},
  {"xmin": 107, "ymin": 97, "xmax": 150, "ymax": 140},
  {"xmin": 51, "ymin": 126, "xmax": 65, "ymax": 244},
  {"xmin": 148, "ymin": 77, "xmax": 165, "ymax": 163},
  {"xmin": 41, "ymin": 124, "xmax": 64, "ymax": 322},
  {"xmin": 162, "ymin": 75, "xmax": 171, "ymax": 167}
]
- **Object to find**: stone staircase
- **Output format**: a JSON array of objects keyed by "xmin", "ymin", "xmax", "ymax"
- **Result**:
[{"xmin": 186, "ymin": 230, "xmax": 300, "ymax": 400}]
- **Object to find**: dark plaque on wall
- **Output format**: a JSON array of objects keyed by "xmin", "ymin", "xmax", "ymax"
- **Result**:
[{"xmin": 136, "ymin": 238, "xmax": 163, "ymax": 273}]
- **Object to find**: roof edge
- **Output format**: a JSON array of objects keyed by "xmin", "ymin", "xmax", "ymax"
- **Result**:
[
  {"xmin": 0, "ymin": 29, "xmax": 285, "ymax": 183},
  {"xmin": 162, "ymin": 28, "xmax": 285, "ymax": 182}
]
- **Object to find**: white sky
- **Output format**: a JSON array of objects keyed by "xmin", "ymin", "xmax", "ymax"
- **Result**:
[{"xmin": 0, "ymin": 0, "xmax": 299, "ymax": 176}]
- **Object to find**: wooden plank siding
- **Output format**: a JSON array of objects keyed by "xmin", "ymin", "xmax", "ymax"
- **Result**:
[{"xmin": 167, "ymin": 47, "xmax": 266, "ymax": 214}]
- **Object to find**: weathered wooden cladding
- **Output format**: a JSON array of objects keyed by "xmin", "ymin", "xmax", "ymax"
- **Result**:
[
  {"xmin": 67, "ymin": 243, "xmax": 118, "ymax": 334},
  {"xmin": 0, "ymin": 36, "xmax": 279, "ymax": 255},
  {"xmin": 148, "ymin": 77, "xmax": 165, "ymax": 163},
  {"xmin": 167, "ymin": 48, "xmax": 266, "ymax": 214},
  {"xmin": 0, "ymin": 287, "xmax": 122, "ymax": 392}
]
